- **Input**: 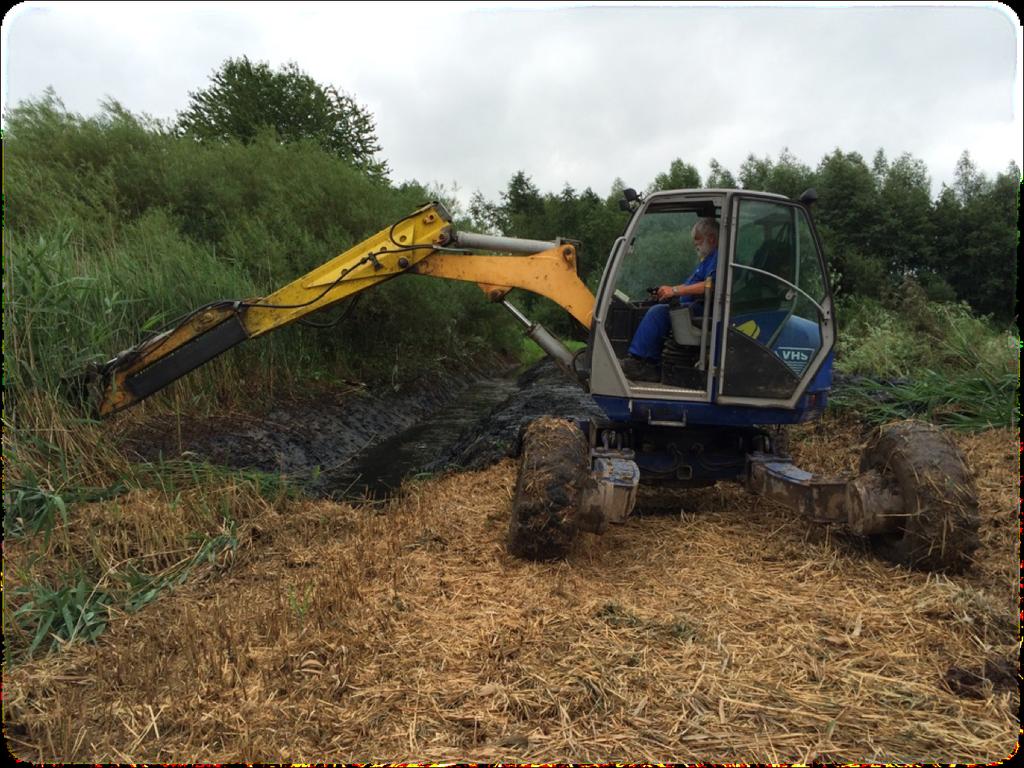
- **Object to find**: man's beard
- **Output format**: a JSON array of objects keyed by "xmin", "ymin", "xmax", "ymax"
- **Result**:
[{"xmin": 695, "ymin": 241, "xmax": 713, "ymax": 259}]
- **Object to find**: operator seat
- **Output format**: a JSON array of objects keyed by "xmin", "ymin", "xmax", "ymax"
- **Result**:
[{"xmin": 668, "ymin": 303, "xmax": 703, "ymax": 345}]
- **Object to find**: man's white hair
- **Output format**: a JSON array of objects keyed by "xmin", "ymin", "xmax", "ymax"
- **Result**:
[{"xmin": 692, "ymin": 217, "xmax": 720, "ymax": 241}]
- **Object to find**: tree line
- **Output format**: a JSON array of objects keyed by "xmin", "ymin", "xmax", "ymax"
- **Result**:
[
  {"xmin": 156, "ymin": 55, "xmax": 1024, "ymax": 326},
  {"xmin": 464, "ymin": 151, "xmax": 1018, "ymax": 329}
]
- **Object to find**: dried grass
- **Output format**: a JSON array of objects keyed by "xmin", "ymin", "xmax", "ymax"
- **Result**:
[{"xmin": 4, "ymin": 419, "xmax": 1019, "ymax": 763}]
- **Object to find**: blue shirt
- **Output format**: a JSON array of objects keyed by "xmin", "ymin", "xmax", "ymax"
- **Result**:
[{"xmin": 680, "ymin": 247, "xmax": 718, "ymax": 317}]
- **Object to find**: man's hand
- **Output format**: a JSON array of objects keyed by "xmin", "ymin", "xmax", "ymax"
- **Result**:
[
  {"xmin": 656, "ymin": 279, "xmax": 712, "ymax": 302},
  {"xmin": 655, "ymin": 284, "xmax": 678, "ymax": 302}
]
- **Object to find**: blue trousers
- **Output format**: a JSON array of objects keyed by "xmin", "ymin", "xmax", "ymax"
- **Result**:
[{"xmin": 628, "ymin": 304, "xmax": 672, "ymax": 362}]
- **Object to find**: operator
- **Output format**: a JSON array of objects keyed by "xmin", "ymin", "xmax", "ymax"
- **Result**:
[{"xmin": 619, "ymin": 217, "xmax": 719, "ymax": 381}]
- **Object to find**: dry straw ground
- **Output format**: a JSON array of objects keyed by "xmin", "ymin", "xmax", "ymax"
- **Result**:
[{"xmin": 3, "ymin": 417, "xmax": 1019, "ymax": 763}]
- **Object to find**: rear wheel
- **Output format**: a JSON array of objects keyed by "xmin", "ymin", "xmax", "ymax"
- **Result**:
[
  {"xmin": 507, "ymin": 417, "xmax": 589, "ymax": 560},
  {"xmin": 860, "ymin": 421, "xmax": 979, "ymax": 572}
]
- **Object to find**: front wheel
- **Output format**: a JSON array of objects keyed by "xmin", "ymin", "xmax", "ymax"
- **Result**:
[
  {"xmin": 860, "ymin": 420, "xmax": 979, "ymax": 572},
  {"xmin": 507, "ymin": 417, "xmax": 589, "ymax": 561}
]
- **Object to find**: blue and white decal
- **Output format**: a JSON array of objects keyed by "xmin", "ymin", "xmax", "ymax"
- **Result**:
[{"xmin": 776, "ymin": 346, "xmax": 814, "ymax": 375}]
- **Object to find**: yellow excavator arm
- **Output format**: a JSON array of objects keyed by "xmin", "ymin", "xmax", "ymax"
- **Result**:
[{"xmin": 92, "ymin": 202, "xmax": 595, "ymax": 416}]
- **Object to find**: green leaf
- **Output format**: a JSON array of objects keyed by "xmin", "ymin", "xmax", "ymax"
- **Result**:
[{"xmin": 28, "ymin": 612, "xmax": 55, "ymax": 658}]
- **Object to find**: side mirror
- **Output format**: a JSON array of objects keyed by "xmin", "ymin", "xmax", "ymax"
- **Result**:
[
  {"xmin": 799, "ymin": 188, "xmax": 818, "ymax": 207},
  {"xmin": 619, "ymin": 187, "xmax": 642, "ymax": 213}
]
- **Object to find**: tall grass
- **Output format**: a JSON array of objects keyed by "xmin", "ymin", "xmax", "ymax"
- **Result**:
[
  {"xmin": 831, "ymin": 282, "xmax": 1019, "ymax": 430},
  {"xmin": 3, "ymin": 95, "xmax": 525, "ymax": 461}
]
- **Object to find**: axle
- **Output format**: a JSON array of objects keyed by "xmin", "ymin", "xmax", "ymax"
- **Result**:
[{"xmin": 746, "ymin": 453, "xmax": 903, "ymax": 535}]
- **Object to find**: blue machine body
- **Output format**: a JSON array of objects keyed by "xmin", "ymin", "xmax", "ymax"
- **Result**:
[
  {"xmin": 587, "ymin": 382, "xmax": 828, "ymax": 486},
  {"xmin": 588, "ymin": 316, "xmax": 834, "ymax": 485},
  {"xmin": 590, "ymin": 391, "xmax": 833, "ymax": 487},
  {"xmin": 583, "ymin": 189, "xmax": 836, "ymax": 485}
]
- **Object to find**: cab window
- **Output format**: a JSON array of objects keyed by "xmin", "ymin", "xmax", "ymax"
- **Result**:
[{"xmin": 616, "ymin": 207, "xmax": 702, "ymax": 300}]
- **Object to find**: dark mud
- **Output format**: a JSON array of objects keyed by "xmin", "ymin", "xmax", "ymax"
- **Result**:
[
  {"xmin": 124, "ymin": 360, "xmax": 604, "ymax": 499},
  {"xmin": 424, "ymin": 360, "xmax": 605, "ymax": 473}
]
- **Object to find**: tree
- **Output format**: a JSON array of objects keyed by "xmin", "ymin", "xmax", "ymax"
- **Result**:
[
  {"xmin": 740, "ymin": 149, "xmax": 814, "ymax": 199},
  {"xmin": 953, "ymin": 150, "xmax": 987, "ymax": 203},
  {"xmin": 648, "ymin": 159, "xmax": 701, "ymax": 192},
  {"xmin": 500, "ymin": 171, "xmax": 547, "ymax": 240},
  {"xmin": 876, "ymin": 152, "xmax": 933, "ymax": 277},
  {"xmin": 871, "ymin": 148, "xmax": 889, "ymax": 188},
  {"xmin": 576, "ymin": 186, "xmax": 623, "ymax": 285},
  {"xmin": 768, "ymin": 148, "xmax": 815, "ymax": 200},
  {"xmin": 933, "ymin": 157, "xmax": 1019, "ymax": 321},
  {"xmin": 553, "ymin": 184, "xmax": 580, "ymax": 239},
  {"xmin": 978, "ymin": 161, "xmax": 1020, "ymax": 322},
  {"xmin": 814, "ymin": 149, "xmax": 884, "ymax": 297},
  {"xmin": 468, "ymin": 190, "xmax": 504, "ymax": 234},
  {"xmin": 706, "ymin": 158, "xmax": 737, "ymax": 188},
  {"xmin": 738, "ymin": 153, "xmax": 773, "ymax": 191},
  {"xmin": 177, "ymin": 56, "xmax": 388, "ymax": 179},
  {"xmin": 606, "ymin": 177, "xmax": 629, "ymax": 205}
]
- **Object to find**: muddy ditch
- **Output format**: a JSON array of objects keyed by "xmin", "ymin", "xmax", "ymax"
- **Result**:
[
  {"xmin": 120, "ymin": 363, "xmax": 913, "ymax": 501},
  {"xmin": 123, "ymin": 360, "xmax": 604, "ymax": 499}
]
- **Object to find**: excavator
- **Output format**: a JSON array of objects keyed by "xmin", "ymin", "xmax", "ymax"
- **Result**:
[{"xmin": 88, "ymin": 187, "xmax": 980, "ymax": 572}]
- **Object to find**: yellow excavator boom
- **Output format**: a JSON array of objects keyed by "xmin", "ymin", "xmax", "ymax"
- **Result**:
[{"xmin": 92, "ymin": 202, "xmax": 595, "ymax": 416}]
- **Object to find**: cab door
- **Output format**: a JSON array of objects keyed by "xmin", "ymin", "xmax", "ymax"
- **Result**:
[{"xmin": 716, "ymin": 196, "xmax": 834, "ymax": 407}]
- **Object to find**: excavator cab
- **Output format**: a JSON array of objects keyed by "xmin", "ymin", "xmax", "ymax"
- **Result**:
[{"xmin": 587, "ymin": 189, "xmax": 835, "ymax": 426}]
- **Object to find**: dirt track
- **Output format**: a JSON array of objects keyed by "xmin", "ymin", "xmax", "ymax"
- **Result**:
[{"xmin": 4, "ymin": 414, "xmax": 1019, "ymax": 763}]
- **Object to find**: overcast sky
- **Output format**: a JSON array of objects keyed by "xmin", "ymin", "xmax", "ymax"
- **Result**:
[{"xmin": 2, "ymin": 1, "xmax": 1021, "ymax": 206}]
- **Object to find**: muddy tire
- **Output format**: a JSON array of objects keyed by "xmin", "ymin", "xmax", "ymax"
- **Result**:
[
  {"xmin": 507, "ymin": 417, "xmax": 589, "ymax": 561},
  {"xmin": 860, "ymin": 420, "xmax": 979, "ymax": 572}
]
